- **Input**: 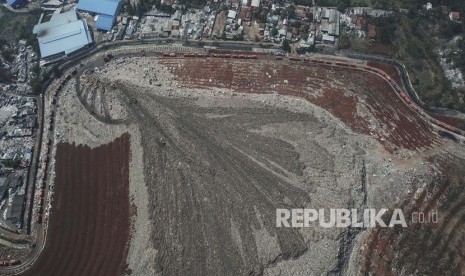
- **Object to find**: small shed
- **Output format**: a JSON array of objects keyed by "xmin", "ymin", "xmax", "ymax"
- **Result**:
[{"xmin": 228, "ymin": 10, "xmax": 237, "ymax": 19}]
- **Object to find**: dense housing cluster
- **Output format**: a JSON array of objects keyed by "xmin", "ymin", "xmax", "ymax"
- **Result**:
[{"xmin": 0, "ymin": 93, "xmax": 37, "ymax": 230}]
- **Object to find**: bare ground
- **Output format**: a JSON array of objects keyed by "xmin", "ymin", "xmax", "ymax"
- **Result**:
[
  {"xmin": 88, "ymin": 56, "xmax": 462, "ymax": 275},
  {"xmin": 20, "ymin": 54, "xmax": 465, "ymax": 276}
]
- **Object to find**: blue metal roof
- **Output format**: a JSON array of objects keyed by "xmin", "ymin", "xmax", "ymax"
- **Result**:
[
  {"xmin": 6, "ymin": 0, "xmax": 25, "ymax": 7},
  {"xmin": 95, "ymin": 14, "xmax": 114, "ymax": 31},
  {"xmin": 77, "ymin": 0, "xmax": 122, "ymax": 17}
]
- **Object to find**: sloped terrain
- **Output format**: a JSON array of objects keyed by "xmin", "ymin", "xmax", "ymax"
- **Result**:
[
  {"xmin": 22, "ymin": 54, "xmax": 464, "ymax": 276},
  {"xmin": 20, "ymin": 135, "xmax": 130, "ymax": 276},
  {"xmin": 159, "ymin": 58, "xmax": 440, "ymax": 153},
  {"xmin": 359, "ymin": 150, "xmax": 465, "ymax": 275}
]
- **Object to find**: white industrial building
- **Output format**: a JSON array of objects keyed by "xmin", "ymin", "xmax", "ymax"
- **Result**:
[{"xmin": 33, "ymin": 10, "xmax": 93, "ymax": 62}]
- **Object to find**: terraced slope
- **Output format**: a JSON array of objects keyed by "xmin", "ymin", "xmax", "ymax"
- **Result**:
[
  {"xmin": 159, "ymin": 58, "xmax": 440, "ymax": 153},
  {"xmin": 359, "ymin": 152, "xmax": 465, "ymax": 275},
  {"xmin": 20, "ymin": 134, "xmax": 130, "ymax": 276}
]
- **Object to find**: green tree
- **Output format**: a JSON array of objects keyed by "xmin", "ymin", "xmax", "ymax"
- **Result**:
[
  {"xmin": 1, "ymin": 48, "xmax": 15, "ymax": 62},
  {"xmin": 126, "ymin": 2, "xmax": 135, "ymax": 15},
  {"xmin": 291, "ymin": 20, "xmax": 302, "ymax": 28},
  {"xmin": 0, "ymin": 68, "xmax": 12, "ymax": 82},
  {"xmin": 337, "ymin": 0, "xmax": 350, "ymax": 13},
  {"xmin": 282, "ymin": 40, "xmax": 291, "ymax": 52},
  {"xmin": 374, "ymin": 15, "xmax": 397, "ymax": 44},
  {"xmin": 293, "ymin": 0, "xmax": 313, "ymax": 6},
  {"xmin": 271, "ymin": 27, "xmax": 279, "ymax": 36},
  {"xmin": 233, "ymin": 33, "xmax": 244, "ymax": 41},
  {"xmin": 273, "ymin": 8, "xmax": 282, "ymax": 16},
  {"xmin": 338, "ymin": 34, "xmax": 351, "ymax": 49},
  {"xmin": 29, "ymin": 79, "xmax": 42, "ymax": 94},
  {"xmin": 2, "ymin": 160, "xmax": 20, "ymax": 169}
]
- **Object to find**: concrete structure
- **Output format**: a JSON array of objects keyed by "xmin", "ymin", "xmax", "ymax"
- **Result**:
[
  {"xmin": 77, "ymin": 0, "xmax": 122, "ymax": 31},
  {"xmin": 33, "ymin": 11, "xmax": 93, "ymax": 60},
  {"xmin": 320, "ymin": 8, "xmax": 340, "ymax": 37},
  {"xmin": 6, "ymin": 194, "xmax": 25, "ymax": 227},
  {"xmin": 299, "ymin": 34, "xmax": 315, "ymax": 49},
  {"xmin": 322, "ymin": 34, "xmax": 335, "ymax": 43},
  {"xmin": 228, "ymin": 10, "xmax": 237, "ymax": 19},
  {"xmin": 173, "ymin": 10, "xmax": 182, "ymax": 21},
  {"xmin": 42, "ymin": 0, "xmax": 62, "ymax": 10}
]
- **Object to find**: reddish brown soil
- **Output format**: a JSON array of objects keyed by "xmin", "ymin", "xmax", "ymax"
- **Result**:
[
  {"xmin": 367, "ymin": 61, "xmax": 403, "ymax": 88},
  {"xmin": 366, "ymin": 42, "xmax": 392, "ymax": 56},
  {"xmin": 429, "ymin": 113, "xmax": 465, "ymax": 130},
  {"xmin": 359, "ymin": 154, "xmax": 465, "ymax": 275},
  {"xmin": 21, "ymin": 134, "xmax": 130, "ymax": 276},
  {"xmin": 208, "ymin": 49, "xmax": 267, "ymax": 56},
  {"xmin": 160, "ymin": 59, "xmax": 439, "ymax": 152},
  {"xmin": 367, "ymin": 62, "xmax": 465, "ymax": 132}
]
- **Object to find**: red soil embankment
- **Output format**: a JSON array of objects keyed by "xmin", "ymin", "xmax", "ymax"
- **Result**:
[
  {"xmin": 160, "ymin": 59, "xmax": 439, "ymax": 152},
  {"xmin": 21, "ymin": 134, "xmax": 131, "ymax": 276}
]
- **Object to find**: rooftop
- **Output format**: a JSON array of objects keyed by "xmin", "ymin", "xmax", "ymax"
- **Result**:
[
  {"xmin": 77, "ymin": 0, "xmax": 121, "ymax": 17},
  {"xmin": 450, "ymin": 11, "xmax": 460, "ymax": 20},
  {"xmin": 95, "ymin": 14, "xmax": 115, "ymax": 31},
  {"xmin": 6, "ymin": 0, "xmax": 25, "ymax": 7},
  {"xmin": 77, "ymin": 0, "xmax": 122, "ymax": 30},
  {"xmin": 33, "ymin": 11, "xmax": 93, "ymax": 59},
  {"xmin": 6, "ymin": 194, "xmax": 25, "ymax": 225},
  {"xmin": 228, "ymin": 10, "xmax": 237, "ymax": 19}
]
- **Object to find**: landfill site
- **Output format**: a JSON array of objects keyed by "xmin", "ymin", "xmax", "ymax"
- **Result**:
[{"xmin": 8, "ymin": 49, "xmax": 465, "ymax": 276}]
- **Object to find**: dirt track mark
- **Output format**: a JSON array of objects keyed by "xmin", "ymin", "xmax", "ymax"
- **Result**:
[{"xmin": 116, "ymin": 83, "xmax": 330, "ymax": 275}]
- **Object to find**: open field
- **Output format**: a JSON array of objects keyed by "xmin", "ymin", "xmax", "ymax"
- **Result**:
[{"xmin": 19, "ymin": 134, "xmax": 130, "ymax": 276}]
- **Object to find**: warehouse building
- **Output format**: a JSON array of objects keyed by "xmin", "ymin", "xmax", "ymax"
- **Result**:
[
  {"xmin": 77, "ymin": 0, "xmax": 123, "ymax": 31},
  {"xmin": 33, "ymin": 10, "xmax": 93, "ymax": 61}
]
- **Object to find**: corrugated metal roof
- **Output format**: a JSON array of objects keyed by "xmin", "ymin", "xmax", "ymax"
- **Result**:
[
  {"xmin": 322, "ymin": 34, "xmax": 335, "ymax": 42},
  {"xmin": 43, "ymin": 0, "xmax": 62, "ymax": 6},
  {"xmin": 0, "ymin": 177, "xmax": 7, "ymax": 200},
  {"xmin": 4, "ymin": 176, "xmax": 22, "ymax": 189},
  {"xmin": 77, "ymin": 0, "xmax": 121, "ymax": 16},
  {"xmin": 6, "ymin": 194, "xmax": 25, "ymax": 224},
  {"xmin": 95, "ymin": 14, "xmax": 114, "ymax": 31},
  {"xmin": 228, "ymin": 10, "xmax": 237, "ymax": 19},
  {"xmin": 33, "ymin": 10, "xmax": 78, "ymax": 34},
  {"xmin": 33, "ymin": 11, "xmax": 93, "ymax": 58}
]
